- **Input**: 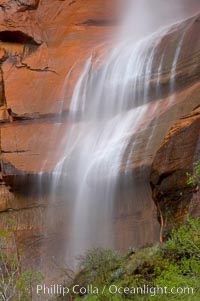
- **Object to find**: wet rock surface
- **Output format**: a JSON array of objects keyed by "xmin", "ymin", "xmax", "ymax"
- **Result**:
[
  {"xmin": 0, "ymin": 0, "xmax": 123, "ymax": 274},
  {"xmin": 150, "ymin": 106, "xmax": 200, "ymax": 239},
  {"xmin": 0, "ymin": 10, "xmax": 200, "ymax": 178},
  {"xmin": 0, "ymin": 0, "xmax": 199, "ymax": 275}
]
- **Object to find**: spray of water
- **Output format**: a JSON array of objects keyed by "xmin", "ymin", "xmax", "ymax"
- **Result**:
[{"xmin": 48, "ymin": 0, "xmax": 200, "ymax": 267}]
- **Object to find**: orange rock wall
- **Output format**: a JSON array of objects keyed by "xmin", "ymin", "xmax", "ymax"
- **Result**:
[
  {"xmin": 151, "ymin": 107, "xmax": 200, "ymax": 239},
  {"xmin": 0, "ymin": 0, "xmax": 199, "ymax": 274}
]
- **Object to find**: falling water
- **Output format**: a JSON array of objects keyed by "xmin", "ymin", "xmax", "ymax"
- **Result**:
[{"xmin": 49, "ymin": 1, "xmax": 197, "ymax": 267}]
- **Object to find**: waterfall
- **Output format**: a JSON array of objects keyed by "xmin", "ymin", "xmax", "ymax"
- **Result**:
[
  {"xmin": 49, "ymin": 27, "xmax": 185, "ymax": 267},
  {"xmin": 46, "ymin": 2, "xmax": 196, "ymax": 268}
]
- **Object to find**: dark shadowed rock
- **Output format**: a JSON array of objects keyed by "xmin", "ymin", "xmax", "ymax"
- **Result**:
[{"xmin": 150, "ymin": 106, "xmax": 200, "ymax": 239}]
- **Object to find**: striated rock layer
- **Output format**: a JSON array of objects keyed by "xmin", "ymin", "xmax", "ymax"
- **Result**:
[
  {"xmin": 0, "ymin": 0, "xmax": 121, "ymax": 175},
  {"xmin": 1, "ymin": 10, "xmax": 200, "ymax": 176},
  {"xmin": 150, "ymin": 106, "xmax": 200, "ymax": 240},
  {"xmin": 0, "ymin": 0, "xmax": 123, "ymax": 273},
  {"xmin": 0, "ymin": 0, "xmax": 199, "ymax": 274}
]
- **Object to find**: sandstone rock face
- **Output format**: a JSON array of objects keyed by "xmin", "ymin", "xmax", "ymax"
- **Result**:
[
  {"xmin": 0, "ymin": 0, "xmax": 122, "ymax": 273},
  {"xmin": 0, "ymin": 0, "xmax": 120, "ymax": 176},
  {"xmin": 0, "ymin": 0, "xmax": 199, "ymax": 276},
  {"xmin": 0, "ymin": 10, "xmax": 200, "ymax": 177},
  {"xmin": 150, "ymin": 106, "xmax": 200, "ymax": 239}
]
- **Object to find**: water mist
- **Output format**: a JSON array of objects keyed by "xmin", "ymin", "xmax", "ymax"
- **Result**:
[{"xmin": 48, "ymin": 0, "xmax": 200, "ymax": 267}]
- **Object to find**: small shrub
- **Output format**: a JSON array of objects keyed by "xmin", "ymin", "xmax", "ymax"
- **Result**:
[
  {"xmin": 0, "ymin": 219, "xmax": 44, "ymax": 300},
  {"xmin": 110, "ymin": 267, "xmax": 124, "ymax": 282},
  {"xmin": 186, "ymin": 161, "xmax": 200, "ymax": 186},
  {"xmin": 161, "ymin": 217, "xmax": 200, "ymax": 260},
  {"xmin": 78, "ymin": 247, "xmax": 122, "ymax": 283},
  {"xmin": 125, "ymin": 247, "xmax": 136, "ymax": 259}
]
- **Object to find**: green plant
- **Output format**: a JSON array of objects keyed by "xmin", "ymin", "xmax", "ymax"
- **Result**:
[
  {"xmin": 67, "ymin": 217, "xmax": 200, "ymax": 301},
  {"xmin": 16, "ymin": 270, "xmax": 44, "ymax": 300},
  {"xmin": 161, "ymin": 217, "xmax": 200, "ymax": 259},
  {"xmin": 152, "ymin": 217, "xmax": 200, "ymax": 300},
  {"xmin": 78, "ymin": 247, "xmax": 122, "ymax": 283},
  {"xmin": 125, "ymin": 247, "xmax": 136, "ymax": 259},
  {"xmin": 110, "ymin": 267, "xmax": 124, "ymax": 282},
  {"xmin": 186, "ymin": 161, "xmax": 200, "ymax": 186},
  {"xmin": 0, "ymin": 218, "xmax": 44, "ymax": 300}
]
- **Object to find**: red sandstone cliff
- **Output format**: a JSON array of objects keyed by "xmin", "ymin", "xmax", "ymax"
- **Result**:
[
  {"xmin": 0, "ymin": 0, "xmax": 120, "ymax": 175},
  {"xmin": 151, "ymin": 106, "xmax": 200, "ymax": 240},
  {"xmin": 0, "ymin": 0, "xmax": 121, "ymax": 271},
  {"xmin": 0, "ymin": 0, "xmax": 199, "ymax": 273},
  {"xmin": 0, "ymin": 5, "xmax": 200, "ymax": 178}
]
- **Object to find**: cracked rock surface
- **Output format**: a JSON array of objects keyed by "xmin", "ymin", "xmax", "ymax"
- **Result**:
[
  {"xmin": 150, "ymin": 106, "xmax": 200, "ymax": 239},
  {"xmin": 0, "ymin": 0, "xmax": 199, "ymax": 277},
  {"xmin": 0, "ymin": 0, "xmax": 118, "ymax": 176},
  {"xmin": 0, "ymin": 1, "xmax": 120, "ymax": 273}
]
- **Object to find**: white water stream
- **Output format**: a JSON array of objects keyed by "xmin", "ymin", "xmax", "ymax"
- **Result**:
[{"xmin": 48, "ymin": 1, "xmax": 198, "ymax": 267}]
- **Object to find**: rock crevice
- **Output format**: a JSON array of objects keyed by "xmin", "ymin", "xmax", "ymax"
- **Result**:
[{"xmin": 150, "ymin": 106, "xmax": 200, "ymax": 239}]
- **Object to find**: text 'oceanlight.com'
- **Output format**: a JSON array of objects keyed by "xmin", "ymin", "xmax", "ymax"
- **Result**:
[{"xmin": 36, "ymin": 283, "xmax": 195, "ymax": 297}]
